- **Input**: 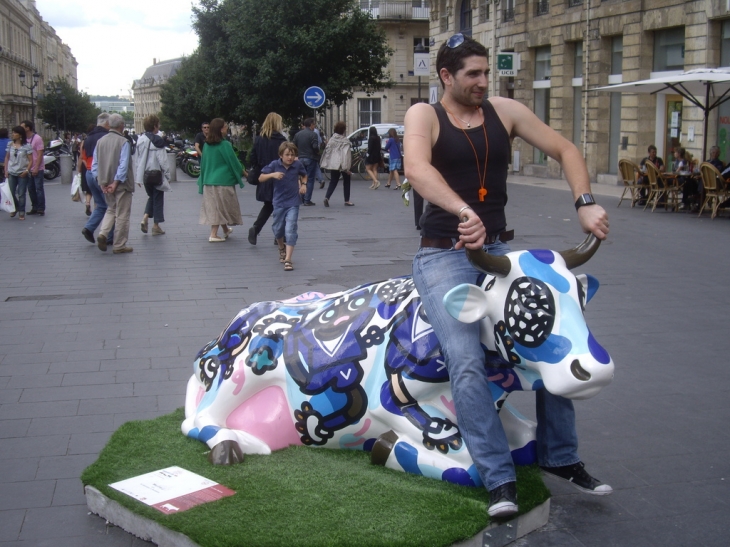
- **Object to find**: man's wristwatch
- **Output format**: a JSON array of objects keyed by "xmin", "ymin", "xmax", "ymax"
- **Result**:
[{"xmin": 574, "ymin": 193, "xmax": 596, "ymax": 211}]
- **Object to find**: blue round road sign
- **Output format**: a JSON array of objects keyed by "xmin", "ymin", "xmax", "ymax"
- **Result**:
[{"xmin": 304, "ymin": 86, "xmax": 326, "ymax": 109}]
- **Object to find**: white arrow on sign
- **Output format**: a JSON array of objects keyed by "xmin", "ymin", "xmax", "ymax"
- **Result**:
[{"xmin": 306, "ymin": 91, "xmax": 322, "ymax": 102}]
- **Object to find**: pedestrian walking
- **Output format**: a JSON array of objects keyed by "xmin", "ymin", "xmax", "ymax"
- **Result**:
[
  {"xmin": 3, "ymin": 126, "xmax": 33, "ymax": 220},
  {"xmin": 247, "ymin": 112, "xmax": 287, "ymax": 245},
  {"xmin": 80, "ymin": 114, "xmax": 114, "ymax": 246},
  {"xmin": 291, "ymin": 118, "xmax": 319, "ymax": 205},
  {"xmin": 319, "ymin": 121, "xmax": 354, "ymax": 207},
  {"xmin": 259, "ymin": 142, "xmax": 307, "ymax": 271},
  {"xmin": 94, "ymin": 113, "xmax": 134, "ymax": 254},
  {"xmin": 136, "ymin": 114, "xmax": 171, "ymax": 236},
  {"xmin": 384, "ymin": 128, "xmax": 402, "ymax": 189},
  {"xmin": 0, "ymin": 128, "xmax": 10, "ymax": 182},
  {"xmin": 198, "ymin": 118, "xmax": 245, "ymax": 242},
  {"xmin": 365, "ymin": 126, "xmax": 381, "ymax": 189}
]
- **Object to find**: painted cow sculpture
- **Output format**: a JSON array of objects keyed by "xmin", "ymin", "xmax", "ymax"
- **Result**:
[{"xmin": 182, "ymin": 235, "xmax": 614, "ymax": 487}]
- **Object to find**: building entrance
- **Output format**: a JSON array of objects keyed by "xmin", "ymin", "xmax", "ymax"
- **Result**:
[{"xmin": 663, "ymin": 95, "xmax": 683, "ymax": 167}]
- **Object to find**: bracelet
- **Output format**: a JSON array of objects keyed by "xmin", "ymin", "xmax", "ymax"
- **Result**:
[{"xmin": 458, "ymin": 205, "xmax": 472, "ymax": 216}]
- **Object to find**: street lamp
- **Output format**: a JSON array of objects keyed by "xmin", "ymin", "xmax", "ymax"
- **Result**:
[
  {"xmin": 19, "ymin": 70, "xmax": 41, "ymax": 122},
  {"xmin": 60, "ymin": 95, "xmax": 67, "ymax": 135}
]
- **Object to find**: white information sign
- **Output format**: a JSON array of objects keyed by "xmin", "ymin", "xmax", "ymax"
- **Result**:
[
  {"xmin": 429, "ymin": 86, "xmax": 439, "ymax": 105},
  {"xmin": 414, "ymin": 53, "xmax": 430, "ymax": 76},
  {"xmin": 109, "ymin": 466, "xmax": 235, "ymax": 514}
]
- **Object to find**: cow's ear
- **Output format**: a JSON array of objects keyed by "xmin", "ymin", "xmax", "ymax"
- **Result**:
[
  {"xmin": 575, "ymin": 274, "xmax": 600, "ymax": 305},
  {"xmin": 443, "ymin": 284, "xmax": 489, "ymax": 324}
]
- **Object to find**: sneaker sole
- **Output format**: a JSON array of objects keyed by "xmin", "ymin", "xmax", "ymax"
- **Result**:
[{"xmin": 487, "ymin": 501, "xmax": 518, "ymax": 518}]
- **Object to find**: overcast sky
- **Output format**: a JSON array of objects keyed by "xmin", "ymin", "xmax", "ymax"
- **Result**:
[{"xmin": 35, "ymin": 0, "xmax": 200, "ymax": 97}]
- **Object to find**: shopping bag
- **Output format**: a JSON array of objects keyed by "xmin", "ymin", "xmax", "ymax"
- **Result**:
[
  {"xmin": 71, "ymin": 173, "xmax": 82, "ymax": 202},
  {"xmin": 0, "ymin": 181, "xmax": 16, "ymax": 213}
]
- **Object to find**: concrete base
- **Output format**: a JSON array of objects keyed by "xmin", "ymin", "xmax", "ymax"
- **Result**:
[
  {"xmin": 596, "ymin": 173, "xmax": 621, "ymax": 186},
  {"xmin": 86, "ymin": 485, "xmax": 549, "ymax": 547}
]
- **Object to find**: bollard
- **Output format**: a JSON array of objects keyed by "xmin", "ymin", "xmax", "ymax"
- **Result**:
[
  {"xmin": 167, "ymin": 152, "xmax": 177, "ymax": 182},
  {"xmin": 60, "ymin": 154, "xmax": 73, "ymax": 184}
]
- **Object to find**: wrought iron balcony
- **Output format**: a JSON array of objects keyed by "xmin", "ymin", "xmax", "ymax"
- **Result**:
[
  {"xmin": 503, "ymin": 8, "xmax": 515, "ymax": 22},
  {"xmin": 536, "ymin": 0, "xmax": 549, "ymax": 16},
  {"xmin": 361, "ymin": 1, "xmax": 430, "ymax": 21}
]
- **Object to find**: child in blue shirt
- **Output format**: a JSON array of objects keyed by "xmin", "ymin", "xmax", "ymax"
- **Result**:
[{"xmin": 260, "ymin": 142, "xmax": 307, "ymax": 271}]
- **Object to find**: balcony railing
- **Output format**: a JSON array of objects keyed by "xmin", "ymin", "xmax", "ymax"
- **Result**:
[
  {"xmin": 503, "ymin": 8, "xmax": 515, "ymax": 22},
  {"xmin": 362, "ymin": 2, "xmax": 430, "ymax": 20},
  {"xmin": 568, "ymin": 0, "xmax": 583, "ymax": 6},
  {"xmin": 536, "ymin": 0, "xmax": 549, "ymax": 16}
]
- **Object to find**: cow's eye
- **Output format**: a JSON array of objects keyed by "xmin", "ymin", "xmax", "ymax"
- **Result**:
[
  {"xmin": 504, "ymin": 277, "xmax": 555, "ymax": 347},
  {"xmin": 347, "ymin": 297, "xmax": 367, "ymax": 311},
  {"xmin": 319, "ymin": 309, "xmax": 337, "ymax": 324}
]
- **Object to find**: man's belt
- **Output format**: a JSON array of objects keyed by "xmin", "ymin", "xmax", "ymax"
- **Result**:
[{"xmin": 420, "ymin": 229, "xmax": 514, "ymax": 249}]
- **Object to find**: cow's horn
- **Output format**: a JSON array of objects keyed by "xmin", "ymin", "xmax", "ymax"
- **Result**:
[
  {"xmin": 559, "ymin": 234, "xmax": 601, "ymax": 270},
  {"xmin": 466, "ymin": 248, "xmax": 511, "ymax": 277}
]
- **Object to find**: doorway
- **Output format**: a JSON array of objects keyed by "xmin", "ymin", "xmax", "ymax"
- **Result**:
[{"xmin": 664, "ymin": 95, "xmax": 683, "ymax": 168}]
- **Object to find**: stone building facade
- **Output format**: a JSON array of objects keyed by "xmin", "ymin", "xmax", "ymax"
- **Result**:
[
  {"xmin": 131, "ymin": 57, "xmax": 183, "ymax": 134},
  {"xmin": 427, "ymin": 0, "xmax": 730, "ymax": 183},
  {"xmin": 320, "ymin": 1, "xmax": 430, "ymax": 136},
  {"xmin": 0, "ymin": 0, "xmax": 77, "ymax": 132}
]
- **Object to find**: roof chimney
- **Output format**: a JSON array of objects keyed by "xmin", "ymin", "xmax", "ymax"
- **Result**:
[{"xmin": 153, "ymin": 58, "xmax": 157, "ymax": 65}]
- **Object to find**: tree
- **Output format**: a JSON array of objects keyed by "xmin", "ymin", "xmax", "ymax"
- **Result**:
[
  {"xmin": 38, "ymin": 79, "xmax": 101, "ymax": 134},
  {"xmin": 160, "ymin": 0, "xmax": 392, "ymax": 129}
]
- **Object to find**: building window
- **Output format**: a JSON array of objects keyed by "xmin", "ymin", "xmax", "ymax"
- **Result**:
[
  {"xmin": 533, "ymin": 47, "xmax": 551, "ymax": 164},
  {"xmin": 568, "ymin": 0, "xmax": 583, "ymax": 6},
  {"xmin": 459, "ymin": 0, "xmax": 472, "ymax": 37},
  {"xmin": 536, "ymin": 0, "xmax": 549, "ymax": 17},
  {"xmin": 573, "ymin": 43, "xmax": 583, "ymax": 150},
  {"xmin": 359, "ymin": 98, "xmax": 381, "ymax": 127},
  {"xmin": 653, "ymin": 27, "xmax": 684, "ymax": 72},
  {"xmin": 608, "ymin": 36, "xmax": 623, "ymax": 174},
  {"xmin": 535, "ymin": 47, "xmax": 551, "ymax": 81},
  {"xmin": 478, "ymin": 0, "xmax": 491, "ymax": 23},
  {"xmin": 414, "ymin": 37, "xmax": 429, "ymax": 53},
  {"xmin": 503, "ymin": 0, "xmax": 515, "ymax": 22}
]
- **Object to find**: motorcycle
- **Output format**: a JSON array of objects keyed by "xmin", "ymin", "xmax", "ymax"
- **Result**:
[
  {"xmin": 43, "ymin": 139, "xmax": 74, "ymax": 180},
  {"xmin": 176, "ymin": 147, "xmax": 200, "ymax": 178}
]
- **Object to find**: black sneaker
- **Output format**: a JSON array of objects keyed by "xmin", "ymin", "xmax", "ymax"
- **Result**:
[
  {"xmin": 541, "ymin": 462, "xmax": 613, "ymax": 495},
  {"xmin": 488, "ymin": 481, "xmax": 518, "ymax": 518},
  {"xmin": 248, "ymin": 227, "xmax": 257, "ymax": 245},
  {"xmin": 81, "ymin": 227, "xmax": 95, "ymax": 243},
  {"xmin": 26, "ymin": 210, "xmax": 38, "ymax": 215}
]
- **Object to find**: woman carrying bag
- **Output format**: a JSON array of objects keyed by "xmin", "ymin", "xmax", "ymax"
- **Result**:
[
  {"xmin": 247, "ymin": 112, "xmax": 287, "ymax": 245},
  {"xmin": 320, "ymin": 121, "xmax": 354, "ymax": 207},
  {"xmin": 136, "ymin": 114, "xmax": 171, "ymax": 235}
]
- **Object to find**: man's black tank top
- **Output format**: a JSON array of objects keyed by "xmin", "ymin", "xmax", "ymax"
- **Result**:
[{"xmin": 420, "ymin": 99, "xmax": 510, "ymax": 238}]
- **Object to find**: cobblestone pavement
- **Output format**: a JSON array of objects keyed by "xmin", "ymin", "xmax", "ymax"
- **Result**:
[{"xmin": 1, "ymin": 171, "xmax": 728, "ymax": 546}]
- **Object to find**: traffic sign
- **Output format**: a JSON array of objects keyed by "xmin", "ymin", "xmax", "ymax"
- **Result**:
[
  {"xmin": 497, "ymin": 53, "xmax": 519, "ymax": 77},
  {"xmin": 304, "ymin": 86, "xmax": 326, "ymax": 109}
]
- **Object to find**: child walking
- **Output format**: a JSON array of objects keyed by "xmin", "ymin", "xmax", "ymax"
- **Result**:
[{"xmin": 259, "ymin": 142, "xmax": 307, "ymax": 271}]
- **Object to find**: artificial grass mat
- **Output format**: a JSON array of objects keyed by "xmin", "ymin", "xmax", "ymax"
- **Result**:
[{"xmin": 82, "ymin": 408, "xmax": 550, "ymax": 547}]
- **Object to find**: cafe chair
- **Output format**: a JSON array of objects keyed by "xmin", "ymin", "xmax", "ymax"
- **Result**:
[
  {"xmin": 643, "ymin": 160, "xmax": 668, "ymax": 212},
  {"xmin": 617, "ymin": 159, "xmax": 646, "ymax": 208},
  {"xmin": 698, "ymin": 162, "xmax": 728, "ymax": 219}
]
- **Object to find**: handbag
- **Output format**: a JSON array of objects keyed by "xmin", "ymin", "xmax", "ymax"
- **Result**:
[
  {"xmin": 143, "ymin": 140, "xmax": 163, "ymax": 186},
  {"xmin": 0, "ymin": 181, "xmax": 16, "ymax": 213},
  {"xmin": 71, "ymin": 173, "xmax": 82, "ymax": 202}
]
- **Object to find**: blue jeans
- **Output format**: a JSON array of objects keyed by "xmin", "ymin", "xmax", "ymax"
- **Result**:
[
  {"xmin": 412, "ymin": 242, "xmax": 579, "ymax": 491},
  {"xmin": 84, "ymin": 171, "xmax": 114, "ymax": 242},
  {"xmin": 26, "ymin": 171, "xmax": 45, "ymax": 212},
  {"xmin": 7, "ymin": 173, "xmax": 29, "ymax": 213},
  {"xmin": 300, "ymin": 158, "xmax": 317, "ymax": 203},
  {"xmin": 272, "ymin": 206, "xmax": 299, "ymax": 246}
]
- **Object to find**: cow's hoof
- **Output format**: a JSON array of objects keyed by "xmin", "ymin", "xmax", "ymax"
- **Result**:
[
  {"xmin": 370, "ymin": 430, "xmax": 399, "ymax": 466},
  {"xmin": 208, "ymin": 440, "xmax": 244, "ymax": 465}
]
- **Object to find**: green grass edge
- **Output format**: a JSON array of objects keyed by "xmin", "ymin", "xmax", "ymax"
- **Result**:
[{"xmin": 81, "ymin": 409, "xmax": 550, "ymax": 547}]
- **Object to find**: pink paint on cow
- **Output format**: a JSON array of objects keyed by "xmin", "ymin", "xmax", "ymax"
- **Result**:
[
  {"xmin": 231, "ymin": 368, "xmax": 246, "ymax": 396},
  {"xmin": 440, "ymin": 395, "xmax": 456, "ymax": 416},
  {"xmin": 352, "ymin": 418, "xmax": 372, "ymax": 437},
  {"xmin": 195, "ymin": 387, "xmax": 205, "ymax": 407},
  {"xmin": 226, "ymin": 386, "xmax": 302, "ymax": 450}
]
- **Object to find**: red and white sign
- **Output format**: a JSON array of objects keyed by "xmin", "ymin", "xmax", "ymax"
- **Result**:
[{"xmin": 110, "ymin": 466, "xmax": 235, "ymax": 514}]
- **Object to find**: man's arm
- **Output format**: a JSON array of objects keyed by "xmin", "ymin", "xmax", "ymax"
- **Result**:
[
  {"xmin": 490, "ymin": 97, "xmax": 609, "ymax": 240},
  {"xmin": 403, "ymin": 103, "xmax": 486, "ymax": 249},
  {"xmin": 31, "ymin": 135, "xmax": 43, "ymax": 174}
]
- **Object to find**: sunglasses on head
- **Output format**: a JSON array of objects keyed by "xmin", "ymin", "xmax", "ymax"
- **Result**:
[{"xmin": 447, "ymin": 33, "xmax": 465, "ymax": 49}]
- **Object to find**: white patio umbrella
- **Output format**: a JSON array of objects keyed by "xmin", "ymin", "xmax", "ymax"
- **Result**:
[{"xmin": 593, "ymin": 68, "xmax": 730, "ymax": 160}]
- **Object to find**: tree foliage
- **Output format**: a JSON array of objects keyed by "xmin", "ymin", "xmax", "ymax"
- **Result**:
[
  {"xmin": 160, "ymin": 0, "xmax": 392, "ymax": 130},
  {"xmin": 38, "ymin": 78, "xmax": 101, "ymax": 134}
]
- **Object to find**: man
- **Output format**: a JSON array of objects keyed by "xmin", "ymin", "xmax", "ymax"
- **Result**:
[
  {"xmin": 20, "ymin": 120, "xmax": 45, "ymax": 216},
  {"xmin": 93, "ymin": 113, "xmax": 135, "ymax": 254},
  {"xmin": 81, "ymin": 113, "xmax": 114, "ymax": 246},
  {"xmin": 292, "ymin": 118, "xmax": 319, "ymax": 205},
  {"xmin": 707, "ymin": 145, "xmax": 724, "ymax": 171},
  {"xmin": 403, "ymin": 34, "xmax": 611, "ymax": 519},
  {"xmin": 194, "ymin": 122, "xmax": 209, "ymax": 157},
  {"xmin": 639, "ymin": 145, "xmax": 665, "ymax": 204}
]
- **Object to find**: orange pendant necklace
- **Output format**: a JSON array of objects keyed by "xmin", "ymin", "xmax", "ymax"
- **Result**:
[{"xmin": 441, "ymin": 100, "xmax": 489, "ymax": 201}]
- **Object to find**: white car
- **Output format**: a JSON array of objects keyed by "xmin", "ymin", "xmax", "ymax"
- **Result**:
[{"xmin": 347, "ymin": 124, "xmax": 404, "ymax": 173}]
